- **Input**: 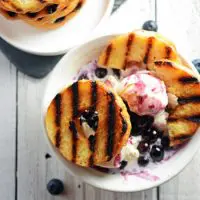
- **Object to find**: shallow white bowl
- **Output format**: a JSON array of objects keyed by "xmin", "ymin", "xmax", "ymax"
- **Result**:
[
  {"xmin": 0, "ymin": 0, "xmax": 114, "ymax": 56},
  {"xmin": 42, "ymin": 34, "xmax": 200, "ymax": 192}
]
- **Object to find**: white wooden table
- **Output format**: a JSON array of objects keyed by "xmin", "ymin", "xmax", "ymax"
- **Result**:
[{"xmin": 1, "ymin": 0, "xmax": 200, "ymax": 199}]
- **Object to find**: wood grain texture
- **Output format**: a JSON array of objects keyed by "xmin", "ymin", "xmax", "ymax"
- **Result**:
[
  {"xmin": 0, "ymin": 52, "xmax": 16, "ymax": 200},
  {"xmin": 157, "ymin": 0, "xmax": 200, "ymax": 199}
]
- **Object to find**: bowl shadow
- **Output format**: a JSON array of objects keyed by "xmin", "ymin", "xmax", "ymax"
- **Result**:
[{"xmin": 0, "ymin": 38, "xmax": 63, "ymax": 78}]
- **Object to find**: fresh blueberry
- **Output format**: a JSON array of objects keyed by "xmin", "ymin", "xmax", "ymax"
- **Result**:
[
  {"xmin": 161, "ymin": 136, "xmax": 170, "ymax": 150},
  {"xmin": 112, "ymin": 69, "xmax": 121, "ymax": 79},
  {"xmin": 138, "ymin": 155, "xmax": 149, "ymax": 167},
  {"xmin": 119, "ymin": 160, "xmax": 128, "ymax": 170},
  {"xmin": 95, "ymin": 68, "xmax": 107, "ymax": 78},
  {"xmin": 47, "ymin": 179, "xmax": 64, "ymax": 195},
  {"xmin": 192, "ymin": 59, "xmax": 200, "ymax": 73},
  {"xmin": 137, "ymin": 140, "xmax": 150, "ymax": 154},
  {"xmin": 80, "ymin": 110, "xmax": 99, "ymax": 131},
  {"xmin": 142, "ymin": 20, "xmax": 158, "ymax": 32},
  {"xmin": 142, "ymin": 127, "xmax": 162, "ymax": 143},
  {"xmin": 150, "ymin": 145, "xmax": 164, "ymax": 162}
]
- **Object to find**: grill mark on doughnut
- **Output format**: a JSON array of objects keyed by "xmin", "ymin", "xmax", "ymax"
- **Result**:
[
  {"xmin": 26, "ymin": 12, "xmax": 38, "ymax": 18},
  {"xmin": 121, "ymin": 116, "xmax": 127, "ymax": 136},
  {"xmin": 91, "ymin": 81, "xmax": 97, "ymax": 110},
  {"xmin": 104, "ymin": 44, "xmax": 112, "ymax": 65},
  {"xmin": 165, "ymin": 46, "xmax": 172, "ymax": 59},
  {"xmin": 54, "ymin": 94, "xmax": 62, "ymax": 148},
  {"xmin": 107, "ymin": 92, "xmax": 116, "ymax": 160},
  {"xmin": 55, "ymin": 130, "xmax": 61, "ymax": 148},
  {"xmin": 178, "ymin": 96, "xmax": 200, "ymax": 104},
  {"xmin": 69, "ymin": 121, "xmax": 78, "ymax": 163},
  {"xmin": 71, "ymin": 82, "xmax": 79, "ymax": 118},
  {"xmin": 89, "ymin": 81, "xmax": 97, "ymax": 165},
  {"xmin": 154, "ymin": 60, "xmax": 173, "ymax": 67},
  {"xmin": 143, "ymin": 37, "xmax": 154, "ymax": 64},
  {"xmin": 179, "ymin": 77, "xmax": 198, "ymax": 84},
  {"xmin": 186, "ymin": 115, "xmax": 200, "ymax": 123},
  {"xmin": 173, "ymin": 134, "xmax": 192, "ymax": 140},
  {"xmin": 123, "ymin": 33, "xmax": 134, "ymax": 69}
]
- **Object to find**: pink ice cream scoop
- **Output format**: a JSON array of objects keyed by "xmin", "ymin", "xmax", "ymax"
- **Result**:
[{"xmin": 120, "ymin": 71, "xmax": 168, "ymax": 116}]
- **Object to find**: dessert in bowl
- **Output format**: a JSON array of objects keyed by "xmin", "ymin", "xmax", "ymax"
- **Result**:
[{"xmin": 43, "ymin": 30, "xmax": 200, "ymax": 192}]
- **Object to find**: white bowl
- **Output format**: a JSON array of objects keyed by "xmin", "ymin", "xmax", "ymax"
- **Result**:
[
  {"xmin": 0, "ymin": 0, "xmax": 114, "ymax": 56},
  {"xmin": 42, "ymin": 34, "xmax": 200, "ymax": 192}
]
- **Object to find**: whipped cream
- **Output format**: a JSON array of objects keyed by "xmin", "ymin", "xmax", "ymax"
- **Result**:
[
  {"xmin": 82, "ymin": 122, "xmax": 95, "ymax": 138},
  {"xmin": 98, "ymin": 136, "xmax": 141, "ymax": 169}
]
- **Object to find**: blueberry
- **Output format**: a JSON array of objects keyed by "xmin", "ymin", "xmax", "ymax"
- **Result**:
[
  {"xmin": 138, "ymin": 156, "xmax": 149, "ymax": 167},
  {"xmin": 112, "ymin": 69, "xmax": 121, "ymax": 79},
  {"xmin": 78, "ymin": 74, "xmax": 88, "ymax": 80},
  {"xmin": 119, "ymin": 160, "xmax": 128, "ymax": 170},
  {"xmin": 47, "ymin": 179, "xmax": 64, "ymax": 195},
  {"xmin": 137, "ymin": 140, "xmax": 150, "ymax": 154},
  {"xmin": 142, "ymin": 20, "xmax": 158, "ymax": 32},
  {"xmin": 161, "ymin": 136, "xmax": 170, "ymax": 150},
  {"xmin": 150, "ymin": 145, "xmax": 164, "ymax": 162},
  {"xmin": 142, "ymin": 127, "xmax": 162, "ymax": 143},
  {"xmin": 95, "ymin": 68, "xmax": 107, "ymax": 78},
  {"xmin": 137, "ymin": 115, "xmax": 154, "ymax": 129},
  {"xmin": 192, "ymin": 59, "xmax": 200, "ymax": 73},
  {"xmin": 80, "ymin": 110, "xmax": 99, "ymax": 131}
]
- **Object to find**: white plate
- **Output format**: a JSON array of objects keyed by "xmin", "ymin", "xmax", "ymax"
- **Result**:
[
  {"xmin": 42, "ymin": 34, "xmax": 200, "ymax": 192},
  {"xmin": 0, "ymin": 0, "xmax": 114, "ymax": 56}
]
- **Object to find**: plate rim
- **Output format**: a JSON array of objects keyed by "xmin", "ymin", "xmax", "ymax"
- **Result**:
[
  {"xmin": 42, "ymin": 33, "xmax": 200, "ymax": 192},
  {"xmin": 0, "ymin": 0, "xmax": 114, "ymax": 56}
]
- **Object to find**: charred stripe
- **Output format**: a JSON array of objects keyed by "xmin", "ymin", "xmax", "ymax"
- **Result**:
[
  {"xmin": 89, "ymin": 81, "xmax": 97, "ymax": 165},
  {"xmin": 55, "ymin": 130, "xmax": 61, "ymax": 148},
  {"xmin": 121, "ymin": 115, "xmax": 127, "ymax": 136},
  {"xmin": 91, "ymin": 81, "xmax": 97, "ymax": 110},
  {"xmin": 165, "ymin": 46, "xmax": 172, "ymax": 59},
  {"xmin": 123, "ymin": 33, "xmax": 134, "ymax": 68},
  {"xmin": 154, "ymin": 60, "xmax": 173, "ymax": 67},
  {"xmin": 89, "ymin": 135, "xmax": 96, "ymax": 166},
  {"xmin": 71, "ymin": 82, "xmax": 79, "ymax": 118},
  {"xmin": 178, "ymin": 96, "xmax": 200, "ymax": 104},
  {"xmin": 54, "ymin": 94, "xmax": 62, "ymax": 148},
  {"xmin": 104, "ymin": 44, "xmax": 112, "ymax": 65},
  {"xmin": 179, "ymin": 76, "xmax": 198, "ymax": 84},
  {"xmin": 107, "ymin": 93, "xmax": 116, "ymax": 160},
  {"xmin": 143, "ymin": 37, "xmax": 154, "ymax": 64},
  {"xmin": 173, "ymin": 134, "xmax": 191, "ymax": 141},
  {"xmin": 186, "ymin": 115, "xmax": 200, "ymax": 123},
  {"xmin": 69, "ymin": 121, "xmax": 78, "ymax": 162}
]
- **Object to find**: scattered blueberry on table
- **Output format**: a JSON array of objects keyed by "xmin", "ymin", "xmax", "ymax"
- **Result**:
[
  {"xmin": 47, "ymin": 179, "xmax": 64, "ymax": 195},
  {"xmin": 192, "ymin": 59, "xmax": 200, "ymax": 73},
  {"xmin": 142, "ymin": 20, "xmax": 158, "ymax": 32}
]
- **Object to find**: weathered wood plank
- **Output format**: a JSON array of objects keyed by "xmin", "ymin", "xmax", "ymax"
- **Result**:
[
  {"xmin": 157, "ymin": 0, "xmax": 200, "ymax": 199},
  {"xmin": 17, "ymin": 75, "xmax": 83, "ymax": 200},
  {"xmin": 0, "ymin": 50, "xmax": 16, "ymax": 200}
]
